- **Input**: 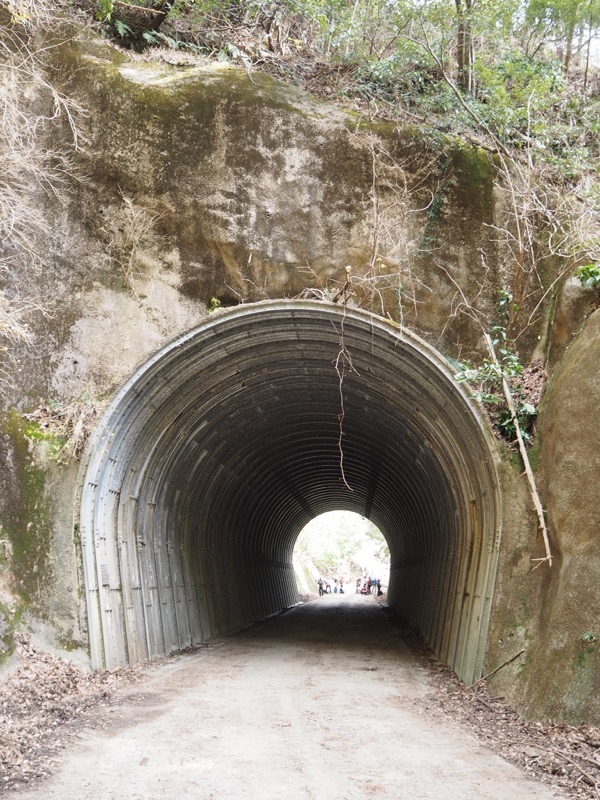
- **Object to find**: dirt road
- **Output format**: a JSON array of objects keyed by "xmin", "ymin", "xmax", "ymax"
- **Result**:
[{"xmin": 9, "ymin": 595, "xmax": 565, "ymax": 800}]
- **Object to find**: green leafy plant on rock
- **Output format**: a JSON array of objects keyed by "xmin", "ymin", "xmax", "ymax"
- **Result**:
[
  {"xmin": 455, "ymin": 323, "xmax": 537, "ymax": 445},
  {"xmin": 577, "ymin": 264, "xmax": 600, "ymax": 289},
  {"xmin": 451, "ymin": 289, "xmax": 552, "ymax": 568}
]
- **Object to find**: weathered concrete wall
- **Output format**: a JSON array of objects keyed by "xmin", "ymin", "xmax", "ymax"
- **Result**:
[{"xmin": 0, "ymin": 25, "xmax": 599, "ymax": 724}]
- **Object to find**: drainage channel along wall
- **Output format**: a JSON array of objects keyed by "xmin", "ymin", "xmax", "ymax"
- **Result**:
[{"xmin": 79, "ymin": 300, "xmax": 501, "ymax": 684}]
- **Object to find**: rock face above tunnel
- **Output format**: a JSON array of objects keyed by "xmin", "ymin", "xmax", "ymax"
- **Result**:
[{"xmin": 39, "ymin": 30, "xmax": 503, "ymax": 401}]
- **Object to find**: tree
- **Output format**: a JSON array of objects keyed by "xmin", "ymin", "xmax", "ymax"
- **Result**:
[
  {"xmin": 525, "ymin": 0, "xmax": 600, "ymax": 71},
  {"xmin": 455, "ymin": 0, "xmax": 474, "ymax": 91}
]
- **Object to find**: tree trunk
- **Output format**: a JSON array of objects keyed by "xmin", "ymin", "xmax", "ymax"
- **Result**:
[
  {"xmin": 564, "ymin": 16, "xmax": 576, "ymax": 71},
  {"xmin": 584, "ymin": 11, "xmax": 592, "ymax": 92},
  {"xmin": 455, "ymin": 0, "xmax": 474, "ymax": 93}
]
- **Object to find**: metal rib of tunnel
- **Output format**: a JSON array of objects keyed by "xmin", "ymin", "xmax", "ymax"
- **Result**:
[{"xmin": 78, "ymin": 300, "xmax": 502, "ymax": 684}]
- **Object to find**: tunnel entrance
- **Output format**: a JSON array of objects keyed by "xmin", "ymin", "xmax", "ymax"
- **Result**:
[{"xmin": 79, "ymin": 300, "xmax": 501, "ymax": 684}]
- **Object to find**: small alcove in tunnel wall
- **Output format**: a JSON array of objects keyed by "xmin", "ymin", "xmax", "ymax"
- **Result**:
[{"xmin": 78, "ymin": 300, "xmax": 501, "ymax": 685}]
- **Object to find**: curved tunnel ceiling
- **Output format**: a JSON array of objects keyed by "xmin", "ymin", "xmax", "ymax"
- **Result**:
[{"xmin": 79, "ymin": 301, "xmax": 502, "ymax": 684}]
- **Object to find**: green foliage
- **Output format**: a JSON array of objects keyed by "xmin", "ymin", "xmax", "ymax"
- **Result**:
[
  {"xmin": 525, "ymin": 0, "xmax": 600, "ymax": 63},
  {"xmin": 456, "ymin": 350, "xmax": 537, "ymax": 445},
  {"xmin": 474, "ymin": 54, "xmax": 565, "ymax": 139},
  {"xmin": 581, "ymin": 630, "xmax": 598, "ymax": 644},
  {"xmin": 455, "ymin": 294, "xmax": 537, "ymax": 445},
  {"xmin": 498, "ymin": 401, "xmax": 538, "ymax": 443},
  {"xmin": 577, "ymin": 263, "xmax": 600, "ymax": 288},
  {"xmin": 97, "ymin": 0, "xmax": 115, "ymax": 21},
  {"xmin": 218, "ymin": 41, "xmax": 253, "ymax": 65},
  {"xmin": 142, "ymin": 28, "xmax": 202, "ymax": 50},
  {"xmin": 114, "ymin": 18, "xmax": 133, "ymax": 38}
]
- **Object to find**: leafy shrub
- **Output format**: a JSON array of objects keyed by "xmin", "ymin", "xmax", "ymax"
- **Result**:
[
  {"xmin": 578, "ymin": 264, "xmax": 600, "ymax": 288},
  {"xmin": 455, "ymin": 318, "xmax": 537, "ymax": 446},
  {"xmin": 475, "ymin": 53, "xmax": 565, "ymax": 141}
]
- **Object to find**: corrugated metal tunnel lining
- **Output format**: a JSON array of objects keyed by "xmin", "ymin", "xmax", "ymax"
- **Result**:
[{"xmin": 79, "ymin": 300, "xmax": 501, "ymax": 683}]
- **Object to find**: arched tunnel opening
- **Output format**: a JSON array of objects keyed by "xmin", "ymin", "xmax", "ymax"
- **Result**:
[{"xmin": 79, "ymin": 300, "xmax": 501, "ymax": 685}]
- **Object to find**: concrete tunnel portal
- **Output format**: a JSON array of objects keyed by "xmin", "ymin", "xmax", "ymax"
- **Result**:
[{"xmin": 79, "ymin": 300, "xmax": 502, "ymax": 685}]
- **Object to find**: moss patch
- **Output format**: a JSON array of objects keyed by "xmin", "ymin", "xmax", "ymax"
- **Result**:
[
  {"xmin": 0, "ymin": 412, "xmax": 56, "ymax": 609},
  {"xmin": 0, "ymin": 600, "xmax": 24, "ymax": 663}
]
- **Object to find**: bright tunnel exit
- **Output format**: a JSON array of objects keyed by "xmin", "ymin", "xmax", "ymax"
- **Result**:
[{"xmin": 293, "ymin": 511, "xmax": 390, "ymax": 597}]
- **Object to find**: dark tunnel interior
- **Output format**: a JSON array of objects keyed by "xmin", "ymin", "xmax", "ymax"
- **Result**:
[{"xmin": 79, "ymin": 301, "xmax": 501, "ymax": 684}]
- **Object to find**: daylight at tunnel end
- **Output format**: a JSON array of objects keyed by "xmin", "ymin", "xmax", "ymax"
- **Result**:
[{"xmin": 78, "ymin": 300, "xmax": 502, "ymax": 684}]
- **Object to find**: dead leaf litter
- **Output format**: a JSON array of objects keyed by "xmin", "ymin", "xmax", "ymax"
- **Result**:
[{"xmin": 0, "ymin": 634, "xmax": 140, "ymax": 792}]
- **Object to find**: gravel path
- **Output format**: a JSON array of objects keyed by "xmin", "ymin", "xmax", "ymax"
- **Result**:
[{"xmin": 5, "ymin": 594, "xmax": 568, "ymax": 800}]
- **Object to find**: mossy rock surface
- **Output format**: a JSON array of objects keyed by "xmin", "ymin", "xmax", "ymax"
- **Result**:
[{"xmin": 0, "ymin": 413, "xmax": 55, "ymax": 608}]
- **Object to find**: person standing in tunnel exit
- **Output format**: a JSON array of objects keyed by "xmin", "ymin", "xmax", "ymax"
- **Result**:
[{"xmin": 318, "ymin": 577, "xmax": 324, "ymax": 596}]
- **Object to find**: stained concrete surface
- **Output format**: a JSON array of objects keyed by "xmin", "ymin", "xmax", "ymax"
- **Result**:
[{"xmin": 11, "ymin": 595, "xmax": 565, "ymax": 800}]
